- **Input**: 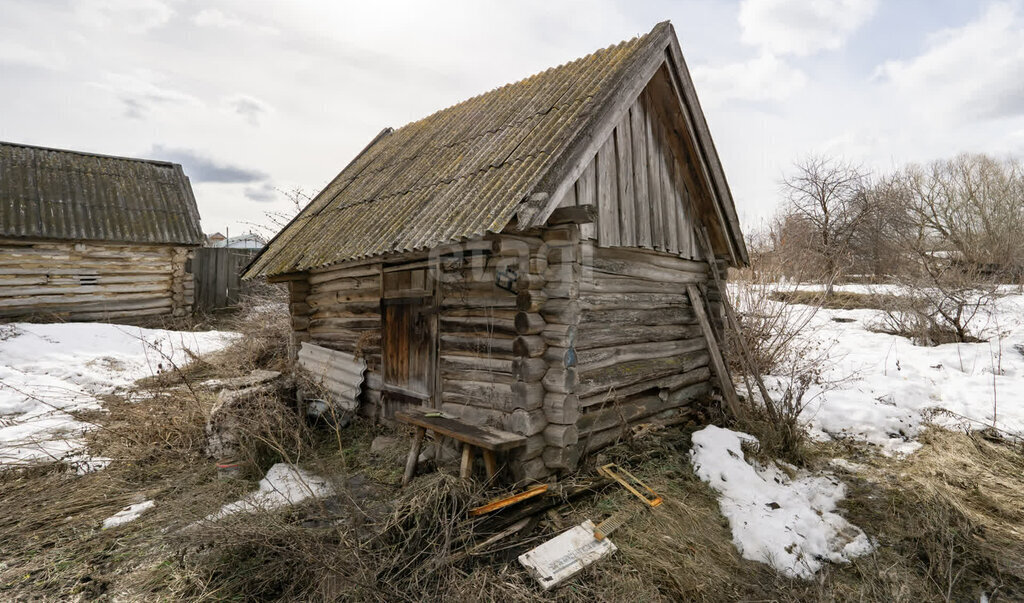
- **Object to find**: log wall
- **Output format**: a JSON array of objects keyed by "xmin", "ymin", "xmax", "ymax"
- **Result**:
[
  {"xmin": 0, "ymin": 239, "xmax": 194, "ymax": 321},
  {"xmin": 533, "ymin": 231, "xmax": 722, "ymax": 477}
]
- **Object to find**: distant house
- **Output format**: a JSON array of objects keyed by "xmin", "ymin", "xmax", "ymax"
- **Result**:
[
  {"xmin": 209, "ymin": 232, "xmax": 265, "ymax": 250},
  {"xmin": 245, "ymin": 22, "xmax": 746, "ymax": 481},
  {"xmin": 0, "ymin": 142, "xmax": 203, "ymax": 321}
]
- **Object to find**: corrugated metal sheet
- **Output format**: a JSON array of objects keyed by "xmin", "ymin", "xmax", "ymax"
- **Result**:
[
  {"xmin": 247, "ymin": 23, "xmax": 673, "ymax": 278},
  {"xmin": 297, "ymin": 342, "xmax": 366, "ymax": 411},
  {"xmin": 0, "ymin": 142, "xmax": 204, "ymax": 245}
]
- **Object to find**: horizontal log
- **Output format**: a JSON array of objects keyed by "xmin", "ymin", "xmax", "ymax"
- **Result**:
[
  {"xmin": 66, "ymin": 306, "xmax": 173, "ymax": 321},
  {"xmin": 514, "ymin": 312, "xmax": 545, "ymax": 335},
  {"xmin": 575, "ymin": 324, "xmax": 702, "ymax": 350},
  {"xmin": 542, "ymin": 446, "xmax": 580, "ymax": 471},
  {"xmin": 578, "ymin": 274, "xmax": 697, "ymax": 293},
  {"xmin": 575, "ymin": 292, "xmax": 691, "ymax": 311},
  {"xmin": 439, "ymin": 315, "xmax": 516, "ymax": 337},
  {"xmin": 542, "ymin": 224, "xmax": 580, "ymax": 244},
  {"xmin": 513, "ymin": 336, "xmax": 546, "ymax": 358},
  {"xmin": 575, "ymin": 338, "xmax": 705, "ymax": 373},
  {"xmin": 577, "ymin": 382, "xmax": 709, "ymax": 434},
  {"xmin": 0, "ymin": 281, "xmax": 171, "ymax": 297},
  {"xmin": 309, "ymin": 317, "xmax": 380, "ymax": 330},
  {"xmin": 440, "ymin": 355, "xmax": 513, "ymax": 374},
  {"xmin": 516, "ymin": 289, "xmax": 547, "ymax": 313},
  {"xmin": 0, "ymin": 291, "xmax": 171, "ymax": 309},
  {"xmin": 579, "ymin": 364, "xmax": 711, "ymax": 408},
  {"xmin": 441, "ymin": 367, "xmax": 515, "ymax": 385},
  {"xmin": 543, "ymin": 346, "xmax": 576, "ymax": 368},
  {"xmin": 542, "ymin": 280, "xmax": 578, "ymax": 299},
  {"xmin": 520, "ymin": 433, "xmax": 546, "ymax": 460},
  {"xmin": 441, "ymin": 335, "xmax": 515, "ymax": 357},
  {"xmin": 308, "ymin": 264, "xmax": 381, "ymax": 284},
  {"xmin": 543, "ymin": 423, "xmax": 579, "ymax": 447},
  {"xmin": 441, "ymin": 295, "xmax": 516, "ymax": 309},
  {"xmin": 441, "ymin": 308, "xmax": 516, "ymax": 320},
  {"xmin": 438, "ymin": 403, "xmax": 546, "ymax": 437},
  {"xmin": 442, "ymin": 380, "xmax": 516, "ymax": 409},
  {"xmin": 511, "ymin": 357, "xmax": 547, "ymax": 382},
  {"xmin": 539, "ymin": 299, "xmax": 579, "ymax": 325},
  {"xmin": 542, "ymin": 367, "xmax": 577, "ymax": 394},
  {"xmin": 543, "ymin": 393, "xmax": 579, "ymax": 424},
  {"xmin": 581, "ymin": 307, "xmax": 694, "ymax": 326},
  {"xmin": 586, "ymin": 244, "xmax": 709, "ymax": 273},
  {"xmin": 311, "ymin": 276, "xmax": 380, "ymax": 294},
  {"xmin": 576, "ymin": 351, "xmax": 710, "ymax": 399},
  {"xmin": 540, "ymin": 323, "xmax": 573, "ymax": 348}
]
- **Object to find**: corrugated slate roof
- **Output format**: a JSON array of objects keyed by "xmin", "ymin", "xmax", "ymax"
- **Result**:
[
  {"xmin": 0, "ymin": 142, "xmax": 203, "ymax": 245},
  {"xmin": 247, "ymin": 23, "xmax": 675, "ymax": 278}
]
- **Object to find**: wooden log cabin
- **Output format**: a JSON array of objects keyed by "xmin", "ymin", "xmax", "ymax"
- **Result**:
[
  {"xmin": 245, "ymin": 22, "xmax": 748, "ymax": 482},
  {"xmin": 0, "ymin": 142, "xmax": 203, "ymax": 321}
]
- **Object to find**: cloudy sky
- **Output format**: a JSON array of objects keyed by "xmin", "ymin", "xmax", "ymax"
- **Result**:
[{"xmin": 1, "ymin": 0, "xmax": 1021, "ymax": 237}]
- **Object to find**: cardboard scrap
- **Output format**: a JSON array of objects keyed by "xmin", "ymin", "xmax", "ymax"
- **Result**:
[{"xmin": 518, "ymin": 520, "xmax": 617, "ymax": 590}]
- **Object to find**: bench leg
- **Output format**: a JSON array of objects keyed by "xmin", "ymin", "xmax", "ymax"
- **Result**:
[
  {"xmin": 402, "ymin": 427, "xmax": 426, "ymax": 486},
  {"xmin": 482, "ymin": 450, "xmax": 498, "ymax": 480},
  {"xmin": 460, "ymin": 443, "xmax": 473, "ymax": 479}
]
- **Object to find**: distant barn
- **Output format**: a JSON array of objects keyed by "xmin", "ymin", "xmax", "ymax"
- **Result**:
[
  {"xmin": 246, "ymin": 22, "xmax": 747, "ymax": 482},
  {"xmin": 0, "ymin": 142, "xmax": 202, "ymax": 322}
]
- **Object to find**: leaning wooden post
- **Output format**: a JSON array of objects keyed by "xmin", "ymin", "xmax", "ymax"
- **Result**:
[
  {"xmin": 686, "ymin": 284, "xmax": 742, "ymax": 420},
  {"xmin": 698, "ymin": 226, "xmax": 779, "ymax": 423}
]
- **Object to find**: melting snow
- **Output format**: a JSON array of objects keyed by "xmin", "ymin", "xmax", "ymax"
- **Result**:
[
  {"xmin": 0, "ymin": 322, "xmax": 233, "ymax": 469},
  {"xmin": 783, "ymin": 290, "xmax": 1024, "ymax": 453},
  {"xmin": 690, "ymin": 425, "xmax": 873, "ymax": 579},
  {"xmin": 102, "ymin": 500, "xmax": 155, "ymax": 529},
  {"xmin": 205, "ymin": 463, "xmax": 333, "ymax": 521}
]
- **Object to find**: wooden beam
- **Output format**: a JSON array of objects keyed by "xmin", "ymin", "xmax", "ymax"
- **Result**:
[
  {"xmin": 685, "ymin": 284, "xmax": 741, "ymax": 419},
  {"xmin": 546, "ymin": 204, "xmax": 597, "ymax": 225}
]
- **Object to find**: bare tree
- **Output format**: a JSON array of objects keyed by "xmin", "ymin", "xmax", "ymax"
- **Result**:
[{"xmin": 781, "ymin": 156, "xmax": 872, "ymax": 292}]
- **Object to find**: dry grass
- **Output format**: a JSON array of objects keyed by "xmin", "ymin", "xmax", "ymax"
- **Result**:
[{"xmin": 769, "ymin": 289, "xmax": 901, "ymax": 311}]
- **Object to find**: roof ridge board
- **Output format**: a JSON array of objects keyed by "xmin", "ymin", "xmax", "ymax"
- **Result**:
[
  {"xmin": 0, "ymin": 140, "xmax": 181, "ymax": 169},
  {"xmin": 524, "ymin": 23, "xmax": 674, "ymax": 228}
]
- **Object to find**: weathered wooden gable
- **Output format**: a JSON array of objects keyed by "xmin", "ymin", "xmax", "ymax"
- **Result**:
[{"xmin": 552, "ymin": 65, "xmax": 722, "ymax": 259}]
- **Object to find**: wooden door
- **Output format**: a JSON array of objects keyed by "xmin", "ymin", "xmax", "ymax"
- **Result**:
[{"xmin": 381, "ymin": 266, "xmax": 437, "ymax": 405}]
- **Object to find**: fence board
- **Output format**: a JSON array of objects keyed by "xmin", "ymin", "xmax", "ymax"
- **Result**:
[{"xmin": 192, "ymin": 248, "xmax": 258, "ymax": 312}]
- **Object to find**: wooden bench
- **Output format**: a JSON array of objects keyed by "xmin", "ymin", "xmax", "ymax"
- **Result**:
[{"xmin": 395, "ymin": 407, "xmax": 527, "ymax": 485}]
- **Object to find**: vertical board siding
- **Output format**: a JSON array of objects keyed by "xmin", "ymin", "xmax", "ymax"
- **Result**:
[
  {"xmin": 630, "ymin": 100, "xmax": 652, "ymax": 248},
  {"xmin": 569, "ymin": 78, "xmax": 701, "ymax": 259},
  {"xmin": 613, "ymin": 114, "xmax": 636, "ymax": 247},
  {"xmin": 192, "ymin": 248, "xmax": 258, "ymax": 312},
  {"xmin": 596, "ymin": 137, "xmax": 619, "ymax": 246}
]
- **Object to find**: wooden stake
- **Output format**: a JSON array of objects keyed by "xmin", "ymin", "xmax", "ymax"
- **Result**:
[{"xmin": 402, "ymin": 426, "xmax": 425, "ymax": 486}]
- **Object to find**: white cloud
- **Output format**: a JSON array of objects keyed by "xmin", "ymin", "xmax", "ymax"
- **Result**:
[
  {"xmin": 225, "ymin": 94, "xmax": 272, "ymax": 126},
  {"xmin": 73, "ymin": 0, "xmax": 174, "ymax": 32},
  {"xmin": 0, "ymin": 40, "xmax": 65, "ymax": 70},
  {"xmin": 193, "ymin": 8, "xmax": 279, "ymax": 36},
  {"xmin": 876, "ymin": 2, "xmax": 1024, "ymax": 121},
  {"xmin": 739, "ymin": 0, "xmax": 878, "ymax": 56},
  {"xmin": 91, "ymin": 71, "xmax": 202, "ymax": 119},
  {"xmin": 692, "ymin": 53, "xmax": 808, "ymax": 106}
]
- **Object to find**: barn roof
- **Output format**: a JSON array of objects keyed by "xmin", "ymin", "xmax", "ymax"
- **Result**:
[
  {"xmin": 247, "ymin": 21, "xmax": 746, "ymax": 278},
  {"xmin": 0, "ymin": 142, "xmax": 204, "ymax": 246}
]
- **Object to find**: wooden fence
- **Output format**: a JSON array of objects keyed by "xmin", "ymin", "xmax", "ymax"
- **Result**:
[{"xmin": 191, "ymin": 248, "xmax": 258, "ymax": 312}]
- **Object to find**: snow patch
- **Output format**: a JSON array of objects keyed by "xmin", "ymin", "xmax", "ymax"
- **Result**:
[
  {"xmin": 205, "ymin": 463, "xmax": 333, "ymax": 520},
  {"xmin": 0, "ymin": 322, "xmax": 234, "ymax": 468},
  {"xmin": 690, "ymin": 425, "xmax": 873, "ymax": 579},
  {"xmin": 785, "ymin": 292, "xmax": 1024, "ymax": 453},
  {"xmin": 102, "ymin": 500, "xmax": 155, "ymax": 529}
]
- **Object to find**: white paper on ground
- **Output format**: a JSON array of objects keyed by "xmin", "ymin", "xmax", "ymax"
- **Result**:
[{"xmin": 518, "ymin": 519, "xmax": 617, "ymax": 590}]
